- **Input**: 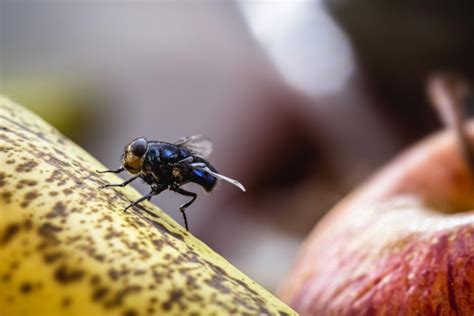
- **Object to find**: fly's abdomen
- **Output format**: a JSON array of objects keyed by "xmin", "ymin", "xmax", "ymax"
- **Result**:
[{"xmin": 189, "ymin": 159, "xmax": 217, "ymax": 192}]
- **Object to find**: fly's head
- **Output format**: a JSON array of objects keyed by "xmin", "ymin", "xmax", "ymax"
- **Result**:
[{"xmin": 122, "ymin": 137, "xmax": 148, "ymax": 174}]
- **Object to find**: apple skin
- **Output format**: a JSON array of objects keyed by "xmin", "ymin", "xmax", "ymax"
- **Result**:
[{"xmin": 279, "ymin": 126, "xmax": 474, "ymax": 315}]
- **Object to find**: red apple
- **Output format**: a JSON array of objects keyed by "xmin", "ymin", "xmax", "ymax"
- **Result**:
[{"xmin": 279, "ymin": 124, "xmax": 474, "ymax": 315}]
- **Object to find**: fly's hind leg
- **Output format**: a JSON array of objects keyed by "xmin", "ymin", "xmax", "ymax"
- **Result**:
[{"xmin": 170, "ymin": 186, "xmax": 197, "ymax": 231}]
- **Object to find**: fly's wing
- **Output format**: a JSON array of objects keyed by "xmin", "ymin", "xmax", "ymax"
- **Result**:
[
  {"xmin": 190, "ymin": 162, "xmax": 246, "ymax": 192},
  {"xmin": 175, "ymin": 135, "xmax": 213, "ymax": 158}
]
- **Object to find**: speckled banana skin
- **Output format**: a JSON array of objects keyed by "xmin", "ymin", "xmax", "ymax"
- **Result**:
[{"xmin": 0, "ymin": 96, "xmax": 296, "ymax": 316}]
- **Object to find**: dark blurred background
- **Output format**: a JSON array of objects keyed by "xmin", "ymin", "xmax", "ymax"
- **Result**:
[{"xmin": 1, "ymin": 0, "xmax": 473, "ymax": 291}]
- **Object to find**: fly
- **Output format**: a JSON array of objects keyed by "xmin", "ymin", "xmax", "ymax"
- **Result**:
[{"xmin": 97, "ymin": 135, "xmax": 245, "ymax": 231}]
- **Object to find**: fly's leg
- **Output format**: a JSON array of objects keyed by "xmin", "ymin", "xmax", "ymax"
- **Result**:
[
  {"xmin": 147, "ymin": 184, "xmax": 164, "ymax": 201},
  {"xmin": 100, "ymin": 174, "xmax": 140, "ymax": 189},
  {"xmin": 96, "ymin": 167, "xmax": 125, "ymax": 174},
  {"xmin": 124, "ymin": 192, "xmax": 155, "ymax": 212},
  {"xmin": 171, "ymin": 186, "xmax": 197, "ymax": 231},
  {"xmin": 124, "ymin": 186, "xmax": 166, "ymax": 212}
]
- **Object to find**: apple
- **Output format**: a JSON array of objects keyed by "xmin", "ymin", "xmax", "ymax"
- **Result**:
[{"xmin": 278, "ymin": 121, "xmax": 474, "ymax": 315}]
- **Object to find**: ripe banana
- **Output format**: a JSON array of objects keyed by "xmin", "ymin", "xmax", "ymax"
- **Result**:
[{"xmin": 0, "ymin": 95, "xmax": 296, "ymax": 316}]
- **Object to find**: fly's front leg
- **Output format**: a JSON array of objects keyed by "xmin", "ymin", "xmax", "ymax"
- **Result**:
[
  {"xmin": 100, "ymin": 174, "xmax": 140, "ymax": 189},
  {"xmin": 170, "ymin": 186, "xmax": 197, "ymax": 231}
]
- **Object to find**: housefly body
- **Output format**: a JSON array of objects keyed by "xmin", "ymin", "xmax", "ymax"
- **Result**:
[{"xmin": 98, "ymin": 135, "xmax": 245, "ymax": 231}]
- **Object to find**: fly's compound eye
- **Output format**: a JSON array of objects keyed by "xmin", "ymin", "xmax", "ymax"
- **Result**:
[{"xmin": 129, "ymin": 138, "xmax": 147, "ymax": 157}]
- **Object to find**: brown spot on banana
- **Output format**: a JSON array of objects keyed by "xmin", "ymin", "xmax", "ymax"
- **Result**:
[
  {"xmin": 0, "ymin": 95, "xmax": 296, "ymax": 316},
  {"xmin": 0, "ymin": 172, "xmax": 6, "ymax": 187},
  {"xmin": 15, "ymin": 161, "xmax": 39, "ymax": 173}
]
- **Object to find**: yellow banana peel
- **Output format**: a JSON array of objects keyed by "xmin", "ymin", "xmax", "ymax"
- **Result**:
[{"xmin": 0, "ymin": 95, "xmax": 296, "ymax": 316}]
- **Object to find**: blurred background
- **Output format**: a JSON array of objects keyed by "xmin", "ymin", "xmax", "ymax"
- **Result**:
[{"xmin": 1, "ymin": 0, "xmax": 474, "ymax": 291}]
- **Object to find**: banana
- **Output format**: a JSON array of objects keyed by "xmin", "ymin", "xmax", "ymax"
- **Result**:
[{"xmin": 0, "ymin": 95, "xmax": 296, "ymax": 316}]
